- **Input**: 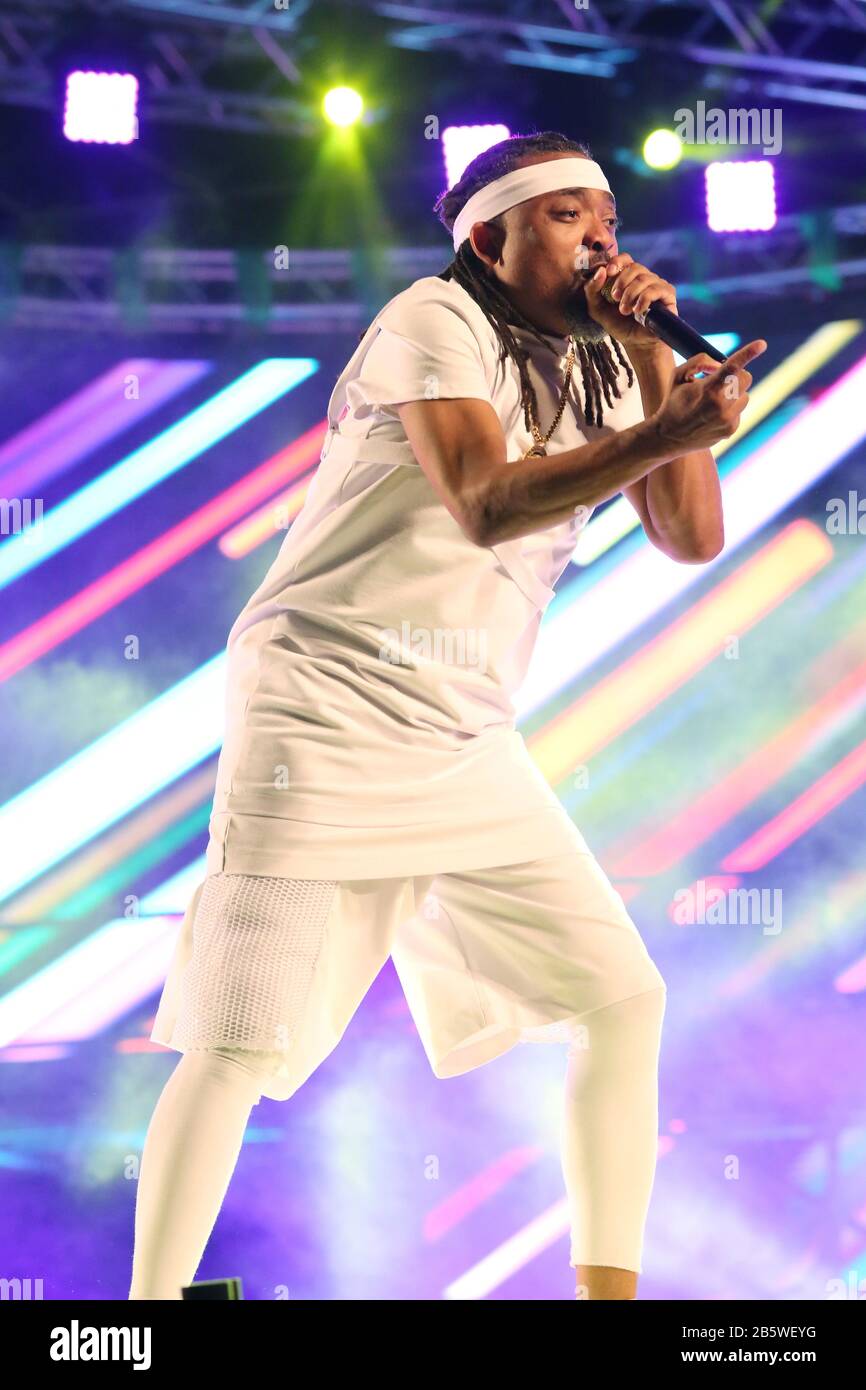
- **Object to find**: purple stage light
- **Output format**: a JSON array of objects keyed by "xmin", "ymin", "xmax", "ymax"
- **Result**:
[
  {"xmin": 705, "ymin": 159, "xmax": 776, "ymax": 232},
  {"xmin": 63, "ymin": 70, "xmax": 139, "ymax": 144},
  {"xmin": 442, "ymin": 124, "xmax": 510, "ymax": 188}
]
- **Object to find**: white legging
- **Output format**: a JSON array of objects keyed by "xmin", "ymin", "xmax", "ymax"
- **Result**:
[{"xmin": 128, "ymin": 986, "xmax": 665, "ymax": 1298}]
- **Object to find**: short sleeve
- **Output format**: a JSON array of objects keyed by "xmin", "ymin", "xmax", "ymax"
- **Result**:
[{"xmin": 357, "ymin": 284, "xmax": 494, "ymax": 408}]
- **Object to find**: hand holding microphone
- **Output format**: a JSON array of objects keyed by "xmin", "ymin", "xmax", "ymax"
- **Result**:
[
  {"xmin": 583, "ymin": 253, "xmax": 731, "ymax": 364},
  {"xmin": 582, "ymin": 251, "xmax": 768, "ymax": 449}
]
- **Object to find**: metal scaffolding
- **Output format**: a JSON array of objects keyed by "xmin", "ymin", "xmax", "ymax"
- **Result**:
[
  {"xmin": 2, "ymin": 204, "xmax": 864, "ymax": 333},
  {"xmin": 0, "ymin": 0, "xmax": 315, "ymax": 135},
  {"xmin": 372, "ymin": 0, "xmax": 866, "ymax": 112},
  {"xmin": 1, "ymin": 0, "xmax": 865, "ymax": 135}
]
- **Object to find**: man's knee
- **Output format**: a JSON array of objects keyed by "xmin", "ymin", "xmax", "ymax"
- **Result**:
[{"xmin": 564, "ymin": 984, "xmax": 667, "ymax": 1059}]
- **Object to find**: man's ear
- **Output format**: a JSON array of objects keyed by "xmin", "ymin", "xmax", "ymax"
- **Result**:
[{"xmin": 470, "ymin": 219, "xmax": 505, "ymax": 269}]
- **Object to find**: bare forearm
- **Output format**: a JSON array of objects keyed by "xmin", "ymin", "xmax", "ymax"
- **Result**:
[
  {"xmin": 471, "ymin": 416, "xmax": 680, "ymax": 545},
  {"xmin": 626, "ymin": 343, "xmax": 724, "ymax": 556}
]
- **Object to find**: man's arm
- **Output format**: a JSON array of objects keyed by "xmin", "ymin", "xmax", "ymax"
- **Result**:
[
  {"xmin": 397, "ymin": 396, "xmax": 680, "ymax": 546},
  {"xmin": 621, "ymin": 341, "xmax": 724, "ymax": 564},
  {"xmin": 395, "ymin": 340, "xmax": 764, "ymax": 552}
]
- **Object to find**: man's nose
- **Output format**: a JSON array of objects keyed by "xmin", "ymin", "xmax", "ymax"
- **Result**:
[{"xmin": 586, "ymin": 225, "xmax": 616, "ymax": 256}]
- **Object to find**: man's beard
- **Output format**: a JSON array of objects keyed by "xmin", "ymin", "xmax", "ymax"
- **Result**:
[{"xmin": 562, "ymin": 285, "xmax": 609, "ymax": 344}]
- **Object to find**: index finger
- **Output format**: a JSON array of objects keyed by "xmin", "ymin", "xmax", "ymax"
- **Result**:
[
  {"xmin": 599, "ymin": 253, "xmax": 634, "ymax": 280},
  {"xmin": 723, "ymin": 339, "xmax": 767, "ymax": 370},
  {"xmin": 678, "ymin": 352, "xmax": 721, "ymax": 380}
]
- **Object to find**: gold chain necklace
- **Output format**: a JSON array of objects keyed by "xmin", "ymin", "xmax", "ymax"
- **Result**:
[{"xmin": 521, "ymin": 333, "xmax": 578, "ymax": 459}]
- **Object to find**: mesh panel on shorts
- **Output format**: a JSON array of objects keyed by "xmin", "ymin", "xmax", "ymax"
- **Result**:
[{"xmin": 172, "ymin": 872, "xmax": 338, "ymax": 1056}]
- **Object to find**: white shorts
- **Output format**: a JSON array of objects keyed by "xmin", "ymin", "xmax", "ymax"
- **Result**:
[{"xmin": 150, "ymin": 849, "xmax": 665, "ymax": 1103}]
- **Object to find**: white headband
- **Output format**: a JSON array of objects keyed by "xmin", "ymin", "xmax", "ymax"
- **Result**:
[{"xmin": 451, "ymin": 156, "xmax": 612, "ymax": 252}]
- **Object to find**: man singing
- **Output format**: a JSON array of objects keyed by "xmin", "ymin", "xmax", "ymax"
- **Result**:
[{"xmin": 132, "ymin": 131, "xmax": 765, "ymax": 1301}]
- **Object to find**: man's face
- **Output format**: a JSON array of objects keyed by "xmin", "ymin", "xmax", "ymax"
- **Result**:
[{"xmin": 477, "ymin": 150, "xmax": 620, "ymax": 341}]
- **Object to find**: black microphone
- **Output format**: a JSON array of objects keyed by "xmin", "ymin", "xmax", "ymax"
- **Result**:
[{"xmin": 594, "ymin": 275, "xmax": 728, "ymax": 365}]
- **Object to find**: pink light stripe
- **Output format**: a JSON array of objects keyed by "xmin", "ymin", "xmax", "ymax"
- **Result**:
[
  {"xmin": 721, "ymin": 737, "xmax": 866, "ymax": 872},
  {"xmin": 0, "ymin": 1044, "xmax": 70, "ymax": 1064},
  {"xmin": 714, "ymin": 866, "xmax": 866, "ymax": 1001},
  {"xmin": 0, "ymin": 360, "xmax": 210, "ymax": 497},
  {"xmin": 835, "ymin": 952, "xmax": 866, "ymax": 995},
  {"xmin": 423, "ymin": 1147, "xmax": 544, "ymax": 1242},
  {"xmin": 0, "ymin": 419, "xmax": 326, "ymax": 682},
  {"xmin": 607, "ymin": 654, "xmax": 866, "ymax": 878},
  {"xmin": 116, "ymin": 1036, "xmax": 167, "ymax": 1054}
]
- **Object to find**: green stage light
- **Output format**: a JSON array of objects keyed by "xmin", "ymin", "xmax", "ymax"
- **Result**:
[
  {"xmin": 642, "ymin": 129, "xmax": 683, "ymax": 170},
  {"xmin": 323, "ymin": 86, "xmax": 364, "ymax": 127}
]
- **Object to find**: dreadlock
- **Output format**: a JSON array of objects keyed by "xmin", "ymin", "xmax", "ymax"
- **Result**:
[{"xmin": 434, "ymin": 131, "xmax": 633, "ymax": 430}]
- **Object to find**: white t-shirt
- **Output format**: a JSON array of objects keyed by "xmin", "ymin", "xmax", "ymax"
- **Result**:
[{"xmin": 204, "ymin": 274, "xmax": 647, "ymax": 879}]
